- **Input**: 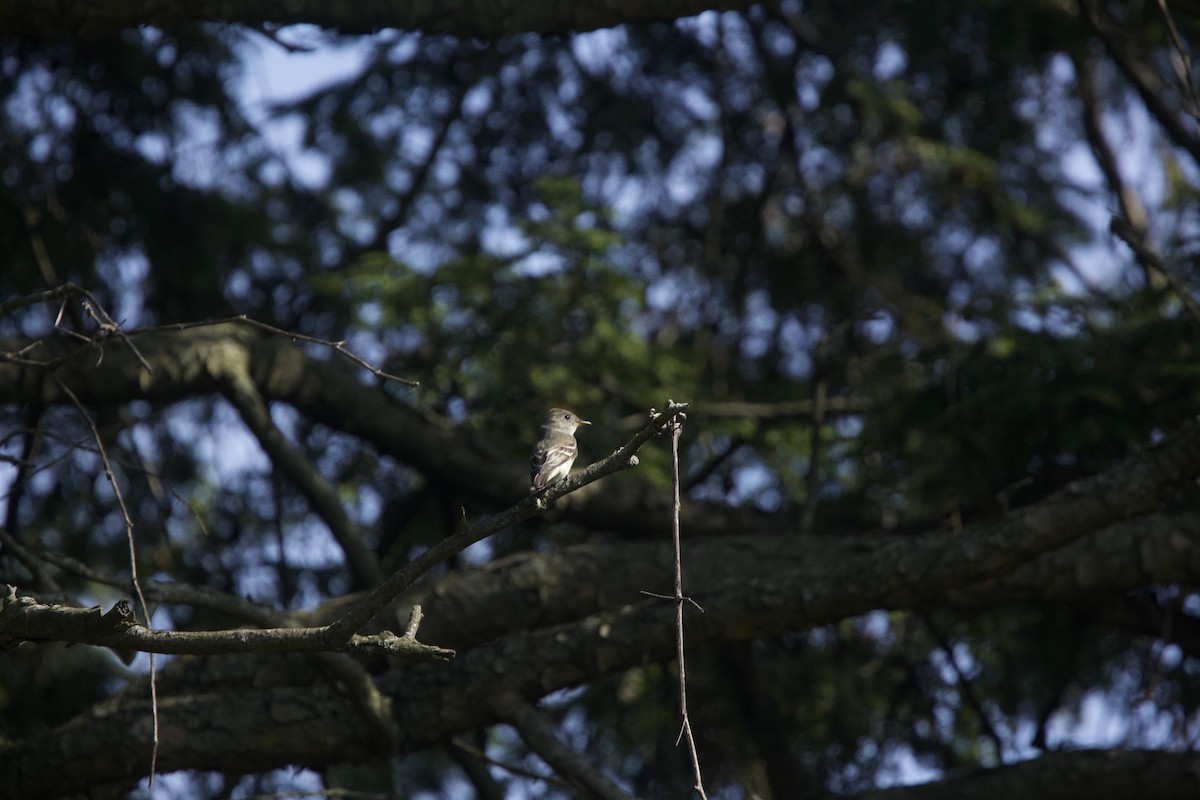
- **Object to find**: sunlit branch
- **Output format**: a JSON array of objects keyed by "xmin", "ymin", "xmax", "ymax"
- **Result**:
[
  {"xmin": 0, "ymin": 587, "xmax": 453, "ymax": 660},
  {"xmin": 141, "ymin": 315, "xmax": 419, "ymax": 386}
]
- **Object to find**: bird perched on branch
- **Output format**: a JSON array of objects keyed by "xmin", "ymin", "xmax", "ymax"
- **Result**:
[{"xmin": 530, "ymin": 408, "xmax": 590, "ymax": 493}]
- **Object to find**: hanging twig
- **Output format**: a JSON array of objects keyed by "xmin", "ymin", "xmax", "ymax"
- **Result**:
[
  {"xmin": 52, "ymin": 376, "xmax": 160, "ymax": 786},
  {"xmin": 642, "ymin": 402, "xmax": 708, "ymax": 799}
]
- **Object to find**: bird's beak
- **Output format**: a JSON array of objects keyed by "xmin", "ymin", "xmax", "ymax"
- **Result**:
[{"xmin": 579, "ymin": 418, "xmax": 592, "ymax": 426}]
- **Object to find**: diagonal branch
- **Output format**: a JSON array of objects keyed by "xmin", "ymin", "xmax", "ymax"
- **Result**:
[
  {"xmin": 503, "ymin": 701, "xmax": 641, "ymax": 800},
  {"xmin": 1078, "ymin": 54, "xmax": 1200, "ymax": 323},
  {"xmin": 220, "ymin": 361, "xmax": 385, "ymax": 588},
  {"xmin": 325, "ymin": 401, "xmax": 691, "ymax": 638},
  {"xmin": 0, "ymin": 403, "xmax": 691, "ymax": 657},
  {"xmin": 918, "ymin": 613, "xmax": 1006, "ymax": 761},
  {"xmin": 1078, "ymin": 0, "xmax": 1200, "ymax": 169},
  {"xmin": 1156, "ymin": 0, "xmax": 1200, "ymax": 118},
  {"xmin": 1110, "ymin": 216, "xmax": 1200, "ymax": 324}
]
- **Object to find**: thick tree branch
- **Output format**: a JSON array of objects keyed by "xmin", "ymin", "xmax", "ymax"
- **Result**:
[
  {"xmin": 849, "ymin": 748, "xmax": 1200, "ymax": 800},
  {"xmin": 300, "ymin": 509, "xmax": 1200, "ymax": 659},
  {"xmin": 0, "ymin": 325, "xmax": 758, "ymax": 539},
  {"xmin": 7, "ymin": 326, "xmax": 1200, "ymax": 796},
  {"xmin": 0, "ymin": 0, "xmax": 756, "ymax": 39},
  {"xmin": 5, "ymin": 500, "xmax": 1200, "ymax": 797},
  {"xmin": 0, "ymin": 393, "xmax": 689, "ymax": 657}
]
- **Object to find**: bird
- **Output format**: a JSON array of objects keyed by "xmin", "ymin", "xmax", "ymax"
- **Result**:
[{"xmin": 530, "ymin": 408, "xmax": 591, "ymax": 493}]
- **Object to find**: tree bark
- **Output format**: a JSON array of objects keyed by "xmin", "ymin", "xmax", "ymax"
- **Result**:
[{"xmin": 0, "ymin": 0, "xmax": 754, "ymax": 39}]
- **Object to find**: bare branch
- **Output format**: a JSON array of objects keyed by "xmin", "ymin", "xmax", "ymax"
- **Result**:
[
  {"xmin": 1076, "ymin": 53, "xmax": 1200, "ymax": 323},
  {"xmin": 50, "ymin": 375, "xmax": 161, "ymax": 782},
  {"xmin": 1110, "ymin": 216, "xmax": 1200, "ymax": 324},
  {"xmin": 325, "ymin": 401, "xmax": 691, "ymax": 639},
  {"xmin": 221, "ymin": 363, "xmax": 384, "ymax": 588},
  {"xmin": 450, "ymin": 735, "xmax": 570, "ymax": 790},
  {"xmin": 0, "ymin": 0, "xmax": 758, "ymax": 39},
  {"xmin": 0, "ymin": 588, "xmax": 454, "ymax": 660},
  {"xmin": 1078, "ymin": 0, "xmax": 1200, "ymax": 169},
  {"xmin": 662, "ymin": 407, "xmax": 708, "ymax": 799},
  {"xmin": 504, "ymin": 701, "xmax": 641, "ymax": 800},
  {"xmin": 0, "ymin": 404, "xmax": 690, "ymax": 658},
  {"xmin": 1156, "ymin": 0, "xmax": 1200, "ymax": 118},
  {"xmin": 139, "ymin": 315, "xmax": 418, "ymax": 386}
]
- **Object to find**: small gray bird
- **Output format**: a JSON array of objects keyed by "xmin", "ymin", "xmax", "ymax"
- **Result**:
[{"xmin": 530, "ymin": 408, "xmax": 591, "ymax": 492}]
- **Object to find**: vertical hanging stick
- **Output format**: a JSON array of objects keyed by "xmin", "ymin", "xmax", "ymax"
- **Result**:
[{"xmin": 668, "ymin": 408, "xmax": 708, "ymax": 799}]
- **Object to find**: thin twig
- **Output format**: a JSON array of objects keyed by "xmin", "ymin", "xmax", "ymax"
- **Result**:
[
  {"xmin": 3, "ymin": 291, "xmax": 416, "ymax": 388},
  {"xmin": 0, "ymin": 283, "xmax": 78, "ymax": 317},
  {"xmin": 145, "ymin": 315, "xmax": 418, "ymax": 386},
  {"xmin": 0, "ymin": 282, "xmax": 154, "ymax": 374},
  {"xmin": 660, "ymin": 404, "xmax": 708, "ymax": 799},
  {"xmin": 52, "ymin": 377, "xmax": 160, "ymax": 785}
]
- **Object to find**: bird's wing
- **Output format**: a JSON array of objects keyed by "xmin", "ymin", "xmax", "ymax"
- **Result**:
[{"xmin": 530, "ymin": 441, "xmax": 578, "ymax": 490}]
